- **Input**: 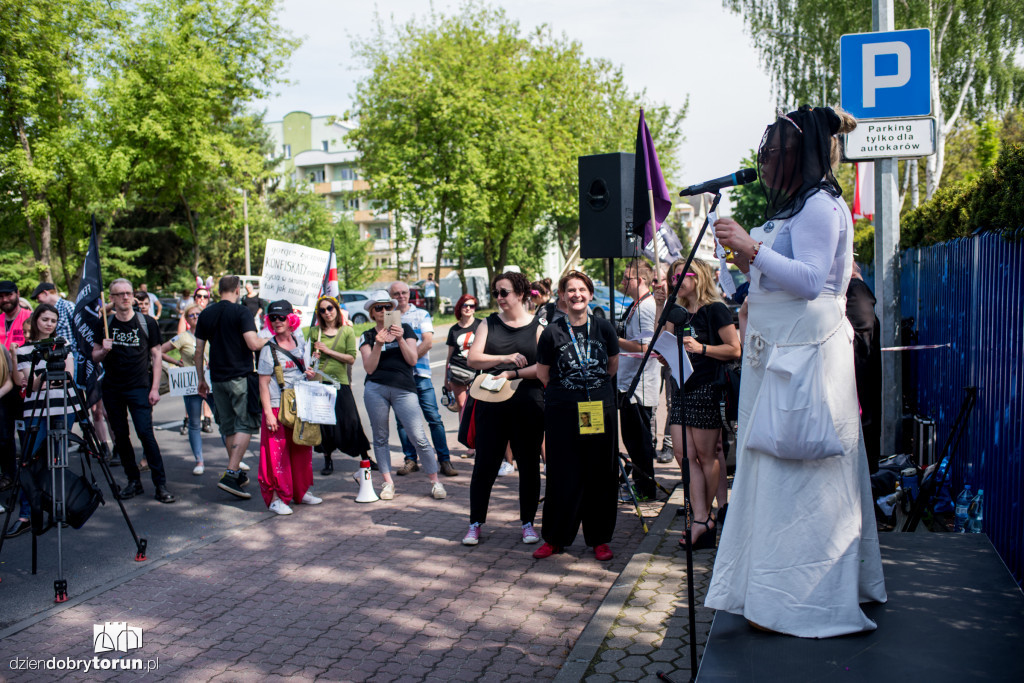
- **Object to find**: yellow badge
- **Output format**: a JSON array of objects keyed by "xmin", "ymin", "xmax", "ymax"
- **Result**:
[{"xmin": 578, "ymin": 401, "xmax": 605, "ymax": 435}]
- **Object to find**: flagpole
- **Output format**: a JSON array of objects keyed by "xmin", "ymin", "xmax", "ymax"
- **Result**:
[
  {"xmin": 102, "ymin": 294, "xmax": 109, "ymax": 338},
  {"xmin": 647, "ymin": 189, "xmax": 661, "ymax": 275}
]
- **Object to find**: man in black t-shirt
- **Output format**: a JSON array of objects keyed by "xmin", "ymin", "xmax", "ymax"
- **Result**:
[
  {"xmin": 93, "ymin": 278, "xmax": 175, "ymax": 504},
  {"xmin": 240, "ymin": 282, "xmax": 267, "ymax": 326},
  {"xmin": 195, "ymin": 275, "xmax": 267, "ymax": 499}
]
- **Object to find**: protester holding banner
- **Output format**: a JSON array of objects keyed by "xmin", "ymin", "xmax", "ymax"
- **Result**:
[
  {"xmin": 257, "ymin": 300, "xmax": 323, "ymax": 515},
  {"xmin": 358, "ymin": 290, "xmax": 447, "ymax": 502},
  {"xmin": 304, "ymin": 295, "xmax": 370, "ymax": 476},
  {"xmin": 160, "ymin": 304, "xmax": 211, "ymax": 475}
]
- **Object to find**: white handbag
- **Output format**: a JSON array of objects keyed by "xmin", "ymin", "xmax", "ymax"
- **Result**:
[{"xmin": 745, "ymin": 340, "xmax": 844, "ymax": 461}]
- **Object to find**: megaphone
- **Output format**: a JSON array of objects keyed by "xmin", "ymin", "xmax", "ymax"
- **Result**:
[{"xmin": 354, "ymin": 459, "xmax": 379, "ymax": 503}]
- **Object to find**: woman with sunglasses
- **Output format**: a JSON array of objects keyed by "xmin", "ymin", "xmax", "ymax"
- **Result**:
[
  {"xmin": 160, "ymin": 304, "xmax": 212, "ymax": 474},
  {"xmin": 461, "ymin": 272, "xmax": 544, "ymax": 547},
  {"xmin": 305, "ymin": 295, "xmax": 370, "ymax": 476},
  {"xmin": 533, "ymin": 271, "xmax": 619, "ymax": 561},
  {"xmin": 178, "ymin": 286, "xmax": 215, "ymax": 433},
  {"xmin": 257, "ymin": 300, "xmax": 323, "ymax": 515},
  {"xmin": 358, "ymin": 290, "xmax": 446, "ymax": 501},
  {"xmin": 661, "ymin": 259, "xmax": 741, "ymax": 550},
  {"xmin": 705, "ymin": 106, "xmax": 886, "ymax": 637},
  {"xmin": 444, "ymin": 294, "xmax": 481, "ymax": 418}
]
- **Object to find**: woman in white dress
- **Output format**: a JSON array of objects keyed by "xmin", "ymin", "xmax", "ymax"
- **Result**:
[{"xmin": 710, "ymin": 105, "xmax": 887, "ymax": 638}]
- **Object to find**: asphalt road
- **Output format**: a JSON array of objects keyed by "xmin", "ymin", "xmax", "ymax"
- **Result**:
[{"xmin": 0, "ymin": 327, "xmax": 462, "ymax": 630}]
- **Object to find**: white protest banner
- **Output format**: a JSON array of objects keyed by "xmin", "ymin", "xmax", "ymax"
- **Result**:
[
  {"xmin": 295, "ymin": 381, "xmax": 337, "ymax": 425},
  {"xmin": 167, "ymin": 365, "xmax": 212, "ymax": 397},
  {"xmin": 260, "ymin": 239, "xmax": 330, "ymax": 307}
]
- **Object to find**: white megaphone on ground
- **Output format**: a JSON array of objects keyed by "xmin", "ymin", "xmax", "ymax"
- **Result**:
[{"xmin": 354, "ymin": 459, "xmax": 379, "ymax": 503}]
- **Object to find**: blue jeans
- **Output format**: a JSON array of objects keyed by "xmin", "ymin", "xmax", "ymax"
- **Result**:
[
  {"xmin": 395, "ymin": 375, "xmax": 450, "ymax": 462},
  {"xmin": 183, "ymin": 394, "xmax": 214, "ymax": 462}
]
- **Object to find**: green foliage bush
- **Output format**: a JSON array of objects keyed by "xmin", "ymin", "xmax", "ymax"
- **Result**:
[{"xmin": 903, "ymin": 143, "xmax": 1024, "ymax": 246}]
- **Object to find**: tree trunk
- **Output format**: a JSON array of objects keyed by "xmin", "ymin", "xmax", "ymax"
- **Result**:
[
  {"xmin": 432, "ymin": 208, "xmax": 447, "ymax": 290},
  {"xmin": 14, "ymin": 118, "xmax": 53, "ymax": 278},
  {"xmin": 180, "ymin": 193, "xmax": 199, "ymax": 278},
  {"xmin": 910, "ymin": 161, "xmax": 920, "ymax": 209}
]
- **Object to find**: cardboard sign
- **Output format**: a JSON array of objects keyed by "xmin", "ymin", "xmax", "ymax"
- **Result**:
[
  {"xmin": 167, "ymin": 365, "xmax": 212, "ymax": 397},
  {"xmin": 260, "ymin": 239, "xmax": 330, "ymax": 307}
]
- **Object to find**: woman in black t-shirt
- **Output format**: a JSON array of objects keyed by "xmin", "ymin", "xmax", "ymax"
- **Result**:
[
  {"xmin": 444, "ymin": 294, "xmax": 481, "ymax": 415},
  {"xmin": 535, "ymin": 271, "xmax": 620, "ymax": 561},
  {"xmin": 662, "ymin": 258, "xmax": 742, "ymax": 549},
  {"xmin": 358, "ymin": 290, "xmax": 446, "ymax": 502},
  {"xmin": 461, "ymin": 272, "xmax": 544, "ymax": 547}
]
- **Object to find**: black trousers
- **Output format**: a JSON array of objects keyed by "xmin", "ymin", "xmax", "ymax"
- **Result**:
[
  {"xmin": 619, "ymin": 394, "xmax": 657, "ymax": 498},
  {"xmin": 540, "ymin": 397, "xmax": 618, "ymax": 548},
  {"xmin": 469, "ymin": 390, "xmax": 543, "ymax": 525},
  {"xmin": 0, "ymin": 392, "xmax": 22, "ymax": 477},
  {"xmin": 105, "ymin": 387, "xmax": 167, "ymax": 487}
]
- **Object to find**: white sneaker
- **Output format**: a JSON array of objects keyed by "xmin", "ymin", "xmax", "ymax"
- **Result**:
[
  {"xmin": 301, "ymin": 491, "xmax": 323, "ymax": 505},
  {"xmin": 497, "ymin": 461, "xmax": 515, "ymax": 476},
  {"xmin": 238, "ymin": 461, "xmax": 251, "ymax": 472},
  {"xmin": 431, "ymin": 481, "xmax": 447, "ymax": 499},
  {"xmin": 380, "ymin": 482, "xmax": 395, "ymax": 500},
  {"xmin": 269, "ymin": 499, "xmax": 293, "ymax": 515},
  {"xmin": 521, "ymin": 522, "xmax": 540, "ymax": 544},
  {"xmin": 192, "ymin": 463, "xmax": 205, "ymax": 475}
]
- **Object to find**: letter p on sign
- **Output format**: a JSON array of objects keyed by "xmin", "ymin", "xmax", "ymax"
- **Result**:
[{"xmin": 841, "ymin": 29, "xmax": 931, "ymax": 119}]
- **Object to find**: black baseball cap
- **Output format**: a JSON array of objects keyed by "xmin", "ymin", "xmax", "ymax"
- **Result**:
[
  {"xmin": 31, "ymin": 282, "xmax": 56, "ymax": 299},
  {"xmin": 266, "ymin": 300, "xmax": 293, "ymax": 317},
  {"xmin": 0, "ymin": 280, "xmax": 17, "ymax": 294}
]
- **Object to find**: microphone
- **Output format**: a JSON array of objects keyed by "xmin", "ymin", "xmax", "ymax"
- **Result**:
[
  {"xmin": 667, "ymin": 304, "xmax": 689, "ymax": 326},
  {"xmin": 679, "ymin": 168, "xmax": 757, "ymax": 196}
]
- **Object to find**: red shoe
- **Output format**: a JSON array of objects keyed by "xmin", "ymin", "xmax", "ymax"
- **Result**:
[
  {"xmin": 532, "ymin": 542, "xmax": 562, "ymax": 559},
  {"xmin": 594, "ymin": 544, "xmax": 613, "ymax": 561}
]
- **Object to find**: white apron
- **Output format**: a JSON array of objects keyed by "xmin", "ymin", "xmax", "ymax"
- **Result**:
[{"xmin": 704, "ymin": 197, "xmax": 887, "ymax": 638}]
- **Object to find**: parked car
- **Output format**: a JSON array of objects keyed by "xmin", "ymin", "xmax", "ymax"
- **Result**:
[
  {"xmin": 157, "ymin": 297, "xmax": 182, "ymax": 342},
  {"xmin": 589, "ymin": 285, "xmax": 633, "ymax": 322},
  {"xmin": 337, "ymin": 290, "xmax": 371, "ymax": 324}
]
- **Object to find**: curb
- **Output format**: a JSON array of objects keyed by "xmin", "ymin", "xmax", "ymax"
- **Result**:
[{"xmin": 554, "ymin": 488, "xmax": 684, "ymax": 683}]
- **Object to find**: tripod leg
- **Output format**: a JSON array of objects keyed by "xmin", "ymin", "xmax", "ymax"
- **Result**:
[{"xmin": 618, "ymin": 455, "xmax": 648, "ymax": 534}]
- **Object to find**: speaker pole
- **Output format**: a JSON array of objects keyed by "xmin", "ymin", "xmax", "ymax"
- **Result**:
[{"xmin": 606, "ymin": 257, "xmax": 616, "ymax": 324}]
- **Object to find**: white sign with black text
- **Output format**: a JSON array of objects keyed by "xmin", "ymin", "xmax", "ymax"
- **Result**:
[
  {"xmin": 166, "ymin": 365, "xmax": 212, "ymax": 397},
  {"xmin": 260, "ymin": 239, "xmax": 330, "ymax": 307},
  {"xmin": 295, "ymin": 381, "xmax": 337, "ymax": 425},
  {"xmin": 844, "ymin": 117, "xmax": 936, "ymax": 160}
]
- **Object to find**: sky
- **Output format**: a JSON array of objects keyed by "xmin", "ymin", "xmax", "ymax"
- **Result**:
[{"xmin": 260, "ymin": 0, "xmax": 780, "ymax": 210}]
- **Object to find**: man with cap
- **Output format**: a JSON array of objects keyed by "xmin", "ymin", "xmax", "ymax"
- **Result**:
[
  {"xmin": 31, "ymin": 283, "xmax": 75, "ymax": 344},
  {"xmin": 93, "ymin": 278, "xmax": 175, "ymax": 503},
  {"xmin": 0, "ymin": 280, "xmax": 30, "ymax": 490},
  {"xmin": 195, "ymin": 275, "xmax": 268, "ymax": 499}
]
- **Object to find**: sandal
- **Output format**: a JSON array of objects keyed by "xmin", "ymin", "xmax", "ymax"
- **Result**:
[{"xmin": 678, "ymin": 516, "xmax": 716, "ymax": 550}]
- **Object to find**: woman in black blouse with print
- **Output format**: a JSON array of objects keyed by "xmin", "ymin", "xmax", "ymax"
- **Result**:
[
  {"xmin": 534, "ymin": 271, "xmax": 620, "ymax": 561},
  {"xmin": 461, "ymin": 272, "xmax": 544, "ymax": 547}
]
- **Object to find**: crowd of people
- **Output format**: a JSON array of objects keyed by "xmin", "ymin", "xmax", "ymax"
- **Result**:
[{"xmin": 0, "ymin": 104, "xmax": 886, "ymax": 640}]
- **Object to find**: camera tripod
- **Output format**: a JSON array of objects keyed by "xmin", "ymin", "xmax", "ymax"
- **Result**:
[{"xmin": 0, "ymin": 352, "xmax": 147, "ymax": 603}]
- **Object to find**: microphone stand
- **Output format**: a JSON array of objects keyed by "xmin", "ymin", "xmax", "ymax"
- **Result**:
[{"xmin": 619, "ymin": 191, "xmax": 723, "ymax": 683}]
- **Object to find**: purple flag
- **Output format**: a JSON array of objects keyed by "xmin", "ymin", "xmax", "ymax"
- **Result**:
[{"xmin": 632, "ymin": 109, "xmax": 672, "ymax": 247}]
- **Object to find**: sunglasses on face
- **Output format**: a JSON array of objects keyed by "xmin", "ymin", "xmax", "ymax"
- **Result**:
[
  {"xmin": 372, "ymin": 304, "xmax": 393, "ymax": 313},
  {"xmin": 186, "ymin": 313, "xmax": 200, "ymax": 319},
  {"xmin": 267, "ymin": 314, "xmax": 288, "ymax": 322},
  {"xmin": 492, "ymin": 288, "xmax": 513, "ymax": 299},
  {"xmin": 672, "ymin": 272, "xmax": 697, "ymax": 283},
  {"xmin": 318, "ymin": 306, "xmax": 335, "ymax": 314},
  {"xmin": 195, "ymin": 294, "xmax": 210, "ymax": 300},
  {"xmin": 461, "ymin": 303, "xmax": 476, "ymax": 309}
]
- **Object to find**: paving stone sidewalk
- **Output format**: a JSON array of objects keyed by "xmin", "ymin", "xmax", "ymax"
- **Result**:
[{"xmin": 0, "ymin": 462, "xmax": 671, "ymax": 682}]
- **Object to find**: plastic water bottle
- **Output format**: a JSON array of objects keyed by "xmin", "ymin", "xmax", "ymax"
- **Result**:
[
  {"xmin": 966, "ymin": 489, "xmax": 984, "ymax": 534},
  {"xmin": 953, "ymin": 485, "xmax": 972, "ymax": 532}
]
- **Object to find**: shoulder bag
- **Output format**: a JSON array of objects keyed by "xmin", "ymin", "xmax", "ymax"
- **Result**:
[{"xmin": 269, "ymin": 343, "xmax": 321, "ymax": 446}]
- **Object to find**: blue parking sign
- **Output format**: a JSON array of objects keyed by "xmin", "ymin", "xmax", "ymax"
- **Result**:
[{"xmin": 841, "ymin": 29, "xmax": 931, "ymax": 119}]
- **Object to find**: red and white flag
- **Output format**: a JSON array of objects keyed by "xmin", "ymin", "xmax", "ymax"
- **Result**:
[{"xmin": 853, "ymin": 162, "xmax": 875, "ymax": 221}]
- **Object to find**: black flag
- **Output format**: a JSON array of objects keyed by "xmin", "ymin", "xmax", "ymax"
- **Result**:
[{"xmin": 72, "ymin": 217, "xmax": 105, "ymax": 407}]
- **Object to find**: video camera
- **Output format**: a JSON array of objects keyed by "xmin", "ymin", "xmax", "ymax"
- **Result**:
[{"xmin": 29, "ymin": 337, "xmax": 72, "ymax": 372}]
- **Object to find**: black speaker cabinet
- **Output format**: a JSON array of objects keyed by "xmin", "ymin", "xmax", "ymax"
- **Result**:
[{"xmin": 578, "ymin": 152, "xmax": 641, "ymax": 259}]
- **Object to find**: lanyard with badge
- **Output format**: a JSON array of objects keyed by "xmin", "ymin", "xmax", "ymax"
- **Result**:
[{"xmin": 565, "ymin": 316, "xmax": 604, "ymax": 435}]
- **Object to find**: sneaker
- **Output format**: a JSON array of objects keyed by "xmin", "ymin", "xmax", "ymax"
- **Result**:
[
  {"xmin": 439, "ymin": 460, "xmax": 458, "ymax": 477},
  {"xmin": 522, "ymin": 522, "xmax": 540, "ymax": 544},
  {"xmin": 138, "ymin": 460, "xmax": 150, "ymax": 473},
  {"xmin": 532, "ymin": 542, "xmax": 562, "ymax": 559},
  {"xmin": 238, "ymin": 460, "xmax": 251, "ymax": 472},
  {"xmin": 462, "ymin": 523, "xmax": 481, "ymax": 546},
  {"xmin": 380, "ymin": 482, "xmax": 395, "ymax": 500},
  {"xmin": 192, "ymin": 463, "xmax": 205, "ymax": 475},
  {"xmin": 396, "ymin": 458, "xmax": 419, "ymax": 476},
  {"xmin": 0, "ymin": 474, "xmax": 13, "ymax": 491},
  {"xmin": 431, "ymin": 481, "xmax": 447, "ymax": 499},
  {"xmin": 657, "ymin": 447, "xmax": 675, "ymax": 464},
  {"xmin": 201, "ymin": 416, "xmax": 213, "ymax": 433},
  {"xmin": 218, "ymin": 472, "xmax": 252, "ymax": 499},
  {"xmin": 269, "ymin": 499, "xmax": 293, "ymax": 515},
  {"xmin": 301, "ymin": 491, "xmax": 323, "ymax": 505},
  {"xmin": 497, "ymin": 461, "xmax": 515, "ymax": 476},
  {"xmin": 116, "ymin": 480, "xmax": 144, "ymax": 500},
  {"xmin": 236, "ymin": 471, "xmax": 250, "ymax": 487},
  {"xmin": 179, "ymin": 417, "xmax": 188, "ymax": 435},
  {"xmin": 4, "ymin": 519, "xmax": 32, "ymax": 539},
  {"xmin": 594, "ymin": 544, "xmax": 614, "ymax": 561},
  {"xmin": 154, "ymin": 486, "xmax": 176, "ymax": 504}
]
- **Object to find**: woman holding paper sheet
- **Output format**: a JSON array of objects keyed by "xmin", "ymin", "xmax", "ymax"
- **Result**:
[
  {"xmin": 305, "ymin": 295, "xmax": 370, "ymax": 476},
  {"xmin": 257, "ymin": 300, "xmax": 322, "ymax": 516},
  {"xmin": 160, "ymin": 304, "xmax": 212, "ymax": 475},
  {"xmin": 707, "ymin": 105, "xmax": 886, "ymax": 637},
  {"xmin": 533, "ymin": 271, "xmax": 619, "ymax": 561},
  {"xmin": 461, "ymin": 272, "xmax": 544, "ymax": 547},
  {"xmin": 661, "ymin": 258, "xmax": 741, "ymax": 550}
]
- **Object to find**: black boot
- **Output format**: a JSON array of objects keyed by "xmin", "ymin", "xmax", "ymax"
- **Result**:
[{"xmin": 321, "ymin": 455, "xmax": 333, "ymax": 476}]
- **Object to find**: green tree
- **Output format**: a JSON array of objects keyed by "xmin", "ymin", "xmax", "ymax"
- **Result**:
[
  {"xmin": 728, "ymin": 150, "xmax": 767, "ymax": 229},
  {"xmin": 726, "ymin": 0, "xmax": 1024, "ymax": 199}
]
